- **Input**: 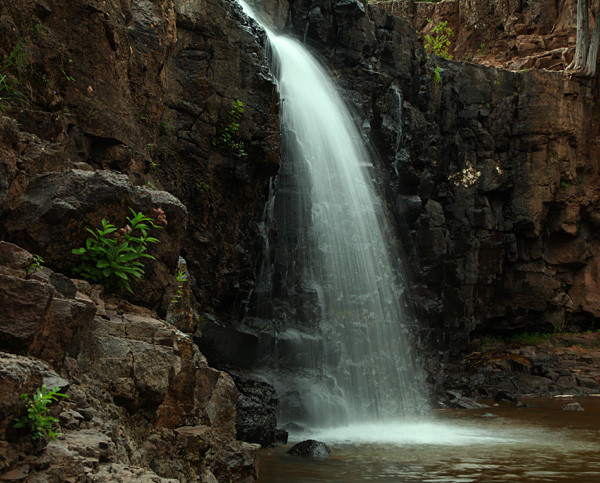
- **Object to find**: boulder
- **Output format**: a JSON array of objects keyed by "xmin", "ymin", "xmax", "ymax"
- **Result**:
[
  {"xmin": 445, "ymin": 390, "xmax": 489, "ymax": 409},
  {"xmin": 494, "ymin": 390, "xmax": 517, "ymax": 402},
  {"xmin": 0, "ymin": 243, "xmax": 96, "ymax": 364},
  {"xmin": 228, "ymin": 371, "xmax": 279, "ymax": 447},
  {"xmin": 73, "ymin": 307, "xmax": 239, "ymax": 439},
  {"xmin": 0, "ymin": 275, "xmax": 54, "ymax": 353},
  {"xmin": 2, "ymin": 169, "xmax": 187, "ymax": 311},
  {"xmin": 0, "ymin": 353, "xmax": 48, "ymax": 440},
  {"xmin": 0, "ymin": 279, "xmax": 259, "ymax": 481},
  {"xmin": 287, "ymin": 439, "xmax": 331, "ymax": 457},
  {"xmin": 562, "ymin": 402, "xmax": 584, "ymax": 411},
  {"xmin": 0, "ymin": 241, "xmax": 32, "ymax": 274}
]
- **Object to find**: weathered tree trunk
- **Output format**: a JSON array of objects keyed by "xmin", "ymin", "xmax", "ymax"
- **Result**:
[
  {"xmin": 568, "ymin": 0, "xmax": 590, "ymax": 70},
  {"xmin": 584, "ymin": 4, "xmax": 600, "ymax": 76}
]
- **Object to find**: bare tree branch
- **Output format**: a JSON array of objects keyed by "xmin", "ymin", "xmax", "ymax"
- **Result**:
[
  {"xmin": 568, "ymin": 0, "xmax": 590, "ymax": 71},
  {"xmin": 584, "ymin": 4, "xmax": 600, "ymax": 76}
]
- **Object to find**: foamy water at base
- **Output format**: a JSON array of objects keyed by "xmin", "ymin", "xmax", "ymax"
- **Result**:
[
  {"xmin": 306, "ymin": 420, "xmax": 528, "ymax": 447},
  {"xmin": 258, "ymin": 398, "xmax": 600, "ymax": 482}
]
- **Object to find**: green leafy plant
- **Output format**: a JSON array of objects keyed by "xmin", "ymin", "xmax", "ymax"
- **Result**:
[
  {"xmin": 212, "ymin": 99, "xmax": 248, "ymax": 157},
  {"xmin": 171, "ymin": 269, "xmax": 187, "ymax": 303},
  {"xmin": 477, "ymin": 42, "xmax": 487, "ymax": 57},
  {"xmin": 61, "ymin": 69, "xmax": 75, "ymax": 82},
  {"xmin": 3, "ymin": 41, "xmax": 29, "ymax": 71},
  {"xmin": 0, "ymin": 73, "xmax": 27, "ymax": 113},
  {"xmin": 159, "ymin": 114, "xmax": 175, "ymax": 135},
  {"xmin": 72, "ymin": 209, "xmax": 163, "ymax": 294},
  {"xmin": 28, "ymin": 254, "xmax": 44, "ymax": 274},
  {"xmin": 196, "ymin": 181, "xmax": 210, "ymax": 192},
  {"xmin": 424, "ymin": 19, "xmax": 454, "ymax": 59},
  {"xmin": 33, "ymin": 23, "xmax": 48, "ymax": 37},
  {"xmin": 433, "ymin": 65, "xmax": 442, "ymax": 85},
  {"xmin": 14, "ymin": 385, "xmax": 69, "ymax": 440}
]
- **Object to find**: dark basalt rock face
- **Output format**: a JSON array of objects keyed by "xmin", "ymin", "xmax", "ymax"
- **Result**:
[
  {"xmin": 1, "ymin": 0, "xmax": 599, "ymax": 475},
  {"xmin": 156, "ymin": 0, "xmax": 281, "ymax": 321}
]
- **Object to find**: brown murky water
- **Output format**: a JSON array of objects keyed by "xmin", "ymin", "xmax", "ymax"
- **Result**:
[{"xmin": 258, "ymin": 397, "xmax": 600, "ymax": 482}]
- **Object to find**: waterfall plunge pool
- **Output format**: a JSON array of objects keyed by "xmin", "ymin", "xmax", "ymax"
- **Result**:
[{"xmin": 257, "ymin": 397, "xmax": 600, "ymax": 481}]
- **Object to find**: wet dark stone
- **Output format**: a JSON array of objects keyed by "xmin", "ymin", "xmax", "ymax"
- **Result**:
[
  {"xmin": 287, "ymin": 439, "xmax": 331, "ymax": 457},
  {"xmin": 562, "ymin": 402, "xmax": 584, "ymax": 411},
  {"xmin": 274, "ymin": 428, "xmax": 289, "ymax": 445},
  {"xmin": 49, "ymin": 272, "xmax": 77, "ymax": 299},
  {"xmin": 453, "ymin": 397, "xmax": 489, "ymax": 410},
  {"xmin": 282, "ymin": 421, "xmax": 306, "ymax": 433},
  {"xmin": 494, "ymin": 390, "xmax": 517, "ymax": 402},
  {"xmin": 229, "ymin": 371, "xmax": 279, "ymax": 447}
]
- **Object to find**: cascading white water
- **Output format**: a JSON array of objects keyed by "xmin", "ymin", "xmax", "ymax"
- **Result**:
[{"xmin": 239, "ymin": 0, "xmax": 426, "ymax": 427}]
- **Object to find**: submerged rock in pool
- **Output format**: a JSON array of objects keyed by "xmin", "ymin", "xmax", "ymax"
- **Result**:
[
  {"xmin": 562, "ymin": 402, "xmax": 584, "ymax": 411},
  {"xmin": 287, "ymin": 440, "xmax": 331, "ymax": 457}
]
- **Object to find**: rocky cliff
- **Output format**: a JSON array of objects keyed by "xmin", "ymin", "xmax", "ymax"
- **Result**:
[
  {"xmin": 0, "ymin": 0, "xmax": 279, "ymax": 480},
  {"xmin": 377, "ymin": 0, "xmax": 593, "ymax": 70},
  {"xmin": 0, "ymin": 0, "xmax": 280, "ymax": 317}
]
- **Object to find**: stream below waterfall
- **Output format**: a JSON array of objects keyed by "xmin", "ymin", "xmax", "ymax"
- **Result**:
[{"xmin": 257, "ymin": 397, "xmax": 600, "ymax": 482}]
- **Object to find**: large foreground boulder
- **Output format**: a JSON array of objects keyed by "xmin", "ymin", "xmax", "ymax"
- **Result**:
[{"xmin": 0, "ymin": 242, "xmax": 260, "ymax": 481}]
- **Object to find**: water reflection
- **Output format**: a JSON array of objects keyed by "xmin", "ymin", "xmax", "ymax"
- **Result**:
[{"xmin": 258, "ymin": 398, "xmax": 600, "ymax": 482}]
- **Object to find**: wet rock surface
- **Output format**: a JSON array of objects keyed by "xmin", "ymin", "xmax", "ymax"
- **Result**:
[
  {"xmin": 142, "ymin": 0, "xmax": 600, "ymax": 410},
  {"xmin": 442, "ymin": 332, "xmax": 600, "ymax": 402},
  {"xmin": 287, "ymin": 439, "xmax": 331, "ymax": 457},
  {"xmin": 1, "ymin": 0, "xmax": 600, "ymax": 477},
  {"xmin": 228, "ymin": 370, "xmax": 280, "ymax": 447},
  {"xmin": 562, "ymin": 402, "xmax": 584, "ymax": 411},
  {"xmin": 0, "ymin": 0, "xmax": 280, "ymax": 322},
  {"xmin": 0, "ymin": 0, "xmax": 280, "ymax": 478}
]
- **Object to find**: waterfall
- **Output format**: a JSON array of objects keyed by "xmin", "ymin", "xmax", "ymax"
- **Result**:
[{"xmin": 239, "ymin": 0, "xmax": 426, "ymax": 428}]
